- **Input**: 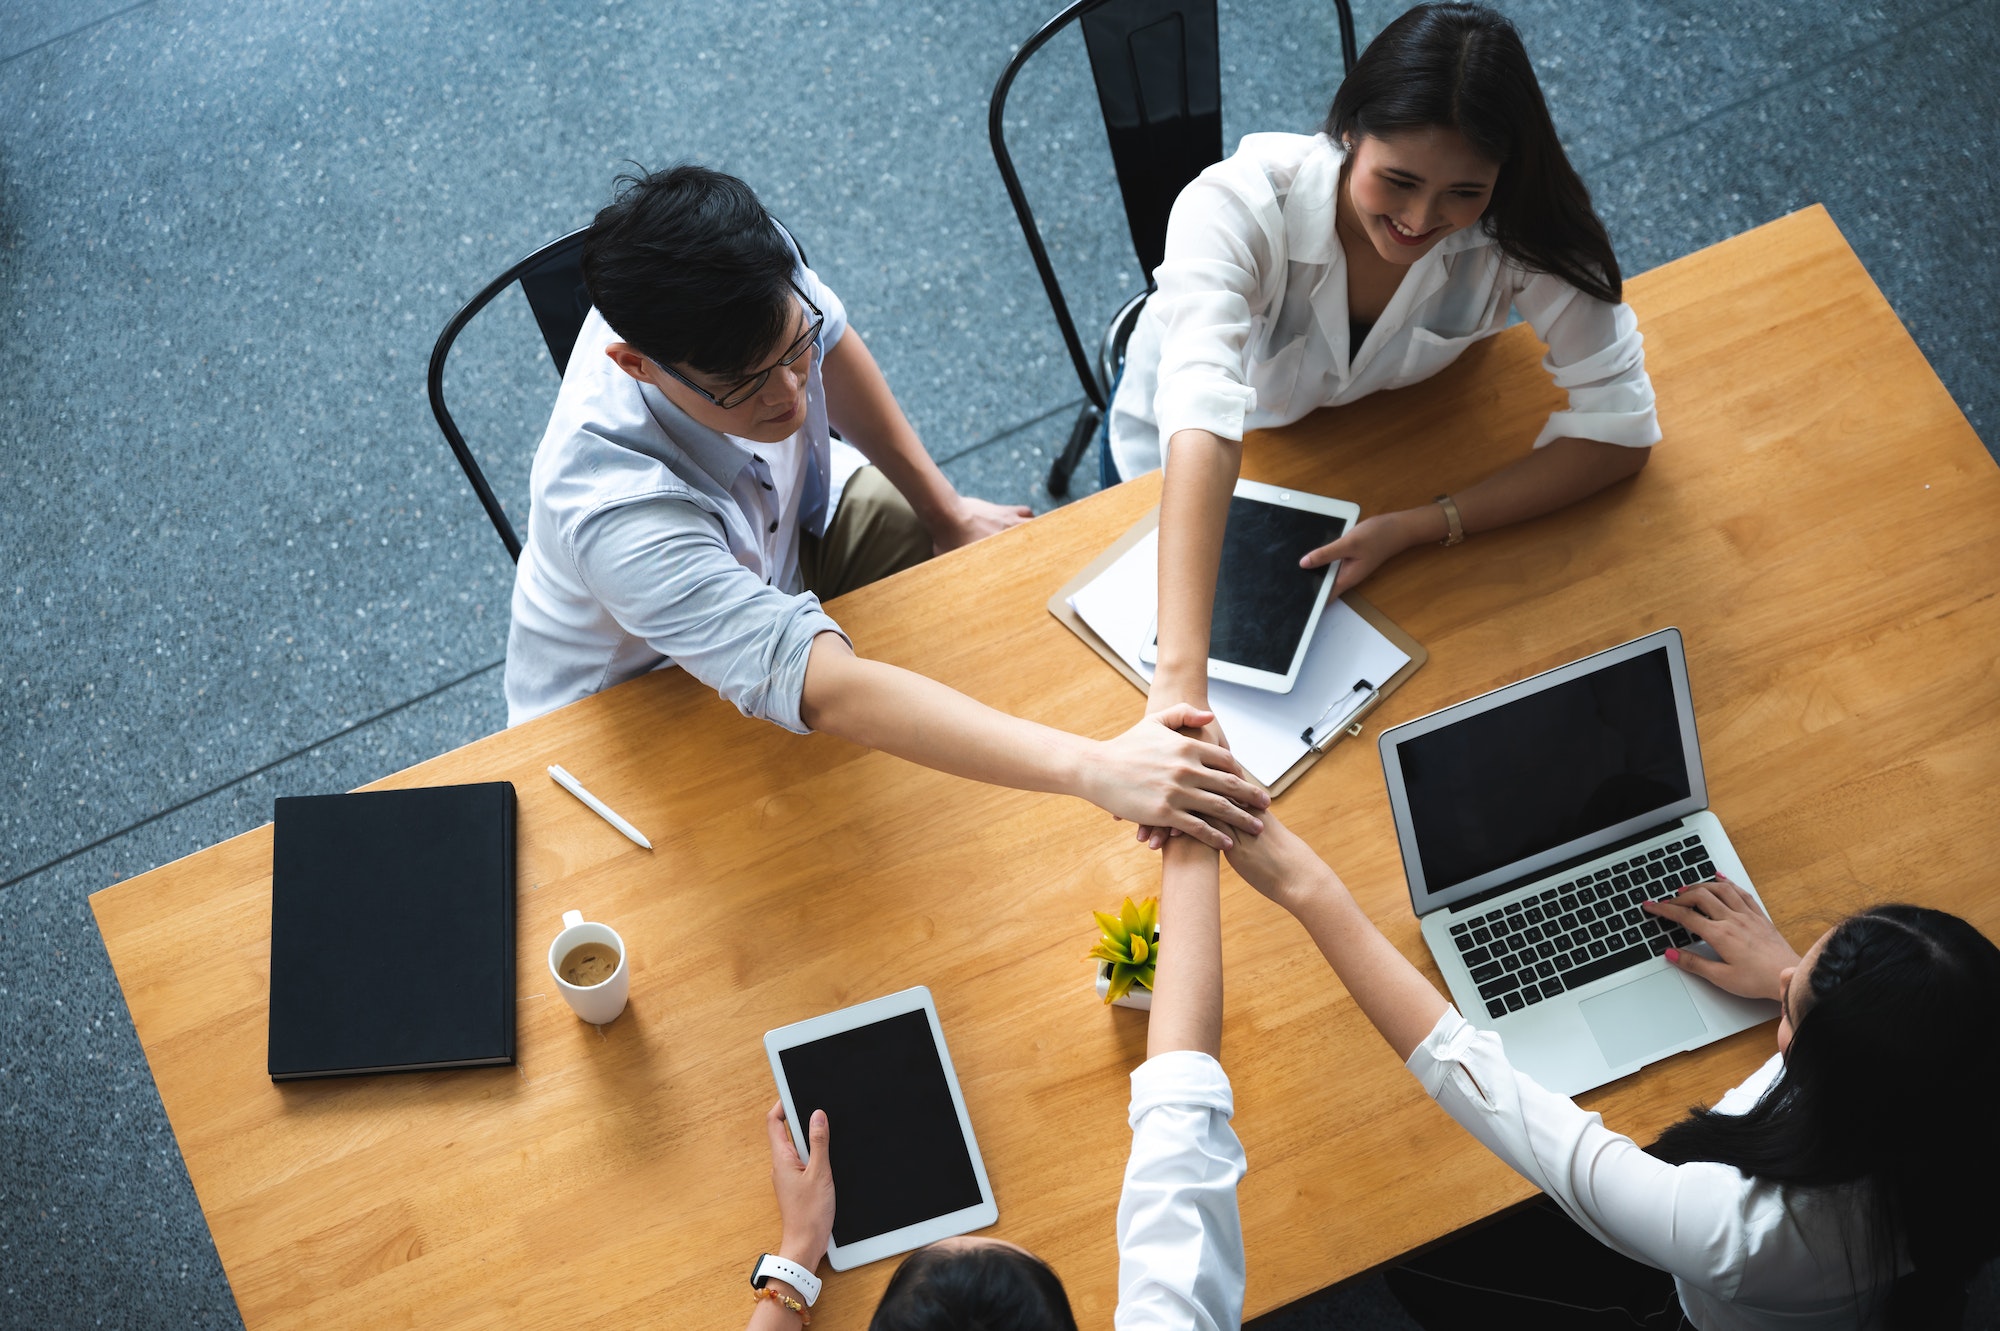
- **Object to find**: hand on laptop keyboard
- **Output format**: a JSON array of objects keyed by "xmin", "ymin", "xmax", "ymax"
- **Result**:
[{"xmin": 1642, "ymin": 876, "xmax": 1802, "ymax": 1003}]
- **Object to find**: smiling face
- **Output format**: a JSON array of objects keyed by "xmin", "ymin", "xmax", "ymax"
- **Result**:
[{"xmin": 1339, "ymin": 126, "xmax": 1500, "ymax": 266}]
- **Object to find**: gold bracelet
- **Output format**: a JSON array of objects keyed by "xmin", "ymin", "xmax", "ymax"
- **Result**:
[
  {"xmin": 752, "ymin": 1287, "xmax": 812, "ymax": 1324},
  {"xmin": 1433, "ymin": 494, "xmax": 1465, "ymax": 547}
]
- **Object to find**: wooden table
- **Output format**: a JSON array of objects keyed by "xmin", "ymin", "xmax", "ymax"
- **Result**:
[{"xmin": 92, "ymin": 206, "xmax": 2000, "ymax": 1329}]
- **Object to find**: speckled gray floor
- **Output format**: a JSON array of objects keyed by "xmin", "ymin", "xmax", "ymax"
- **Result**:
[{"xmin": 2, "ymin": 1, "xmax": 1995, "ymax": 1327}]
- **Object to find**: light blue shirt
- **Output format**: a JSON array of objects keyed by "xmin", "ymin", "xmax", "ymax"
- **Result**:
[{"xmin": 504, "ymin": 260, "xmax": 863, "ymax": 731}]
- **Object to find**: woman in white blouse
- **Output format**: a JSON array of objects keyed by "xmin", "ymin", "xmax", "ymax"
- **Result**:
[
  {"xmin": 741, "ymin": 846, "xmax": 1247, "ymax": 1330},
  {"xmin": 1137, "ymin": 5, "xmax": 1658, "ymax": 771},
  {"xmin": 1222, "ymin": 809, "xmax": 2000, "ymax": 1330}
]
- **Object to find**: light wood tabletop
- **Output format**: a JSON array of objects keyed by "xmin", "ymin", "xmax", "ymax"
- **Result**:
[{"xmin": 92, "ymin": 205, "xmax": 2000, "ymax": 1330}]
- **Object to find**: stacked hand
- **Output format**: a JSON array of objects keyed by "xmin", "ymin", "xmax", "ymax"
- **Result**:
[
  {"xmin": 1091, "ymin": 705, "xmax": 1268, "ymax": 851},
  {"xmin": 1642, "ymin": 876, "xmax": 1802, "ymax": 1002}
]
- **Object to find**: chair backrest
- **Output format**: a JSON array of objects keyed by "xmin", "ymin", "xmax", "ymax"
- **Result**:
[
  {"xmin": 1079, "ymin": 0, "xmax": 1222, "ymax": 281},
  {"xmin": 989, "ymin": 0, "xmax": 1355, "ymax": 410},
  {"xmin": 427, "ymin": 227, "xmax": 591, "ymax": 562}
]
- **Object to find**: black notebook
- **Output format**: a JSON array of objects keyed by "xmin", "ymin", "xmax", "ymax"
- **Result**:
[{"xmin": 268, "ymin": 783, "xmax": 517, "ymax": 1081}]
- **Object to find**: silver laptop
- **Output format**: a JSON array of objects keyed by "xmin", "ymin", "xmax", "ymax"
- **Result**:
[{"xmin": 1377, "ymin": 628, "xmax": 1777, "ymax": 1096}]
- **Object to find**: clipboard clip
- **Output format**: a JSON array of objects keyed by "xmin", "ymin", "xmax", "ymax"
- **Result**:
[{"xmin": 1301, "ymin": 679, "xmax": 1377, "ymax": 754}]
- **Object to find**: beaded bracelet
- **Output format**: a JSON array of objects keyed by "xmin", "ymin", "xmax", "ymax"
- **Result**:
[{"xmin": 752, "ymin": 1286, "xmax": 812, "ymax": 1324}]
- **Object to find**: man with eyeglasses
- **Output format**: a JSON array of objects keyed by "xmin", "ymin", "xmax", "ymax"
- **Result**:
[{"xmin": 505, "ymin": 165, "xmax": 1268, "ymax": 848}]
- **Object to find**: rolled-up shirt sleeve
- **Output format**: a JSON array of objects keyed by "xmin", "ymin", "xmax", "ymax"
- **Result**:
[
  {"xmin": 1516, "ymin": 273, "xmax": 1661, "ymax": 450},
  {"xmin": 1115, "ymin": 1050, "xmax": 1246, "ymax": 1331},
  {"xmin": 1406, "ymin": 1007, "xmax": 1765, "ymax": 1300},
  {"xmin": 572, "ymin": 497, "xmax": 847, "ymax": 734},
  {"xmin": 1150, "ymin": 168, "xmax": 1280, "ymax": 447}
]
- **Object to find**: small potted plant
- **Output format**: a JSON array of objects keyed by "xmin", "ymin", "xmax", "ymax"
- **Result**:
[{"xmin": 1090, "ymin": 896, "xmax": 1159, "ymax": 1010}]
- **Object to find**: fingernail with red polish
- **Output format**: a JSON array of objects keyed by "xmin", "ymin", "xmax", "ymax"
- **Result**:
[{"xmin": 1665, "ymin": 948, "xmax": 1680, "ymax": 963}]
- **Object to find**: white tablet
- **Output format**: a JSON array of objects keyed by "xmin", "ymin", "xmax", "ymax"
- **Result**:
[
  {"xmin": 764, "ymin": 986, "xmax": 998, "ymax": 1270},
  {"xmin": 1140, "ymin": 478, "xmax": 1360, "ymax": 693}
]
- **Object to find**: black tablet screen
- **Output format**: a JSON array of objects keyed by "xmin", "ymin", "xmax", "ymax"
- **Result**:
[
  {"xmin": 778, "ymin": 1009, "xmax": 984, "ymax": 1246},
  {"xmin": 1209, "ymin": 496, "xmax": 1347, "ymax": 675}
]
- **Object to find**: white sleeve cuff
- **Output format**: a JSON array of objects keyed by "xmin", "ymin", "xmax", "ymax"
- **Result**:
[
  {"xmin": 1129, "ymin": 1049, "xmax": 1234, "ymax": 1125},
  {"xmin": 1154, "ymin": 379, "xmax": 1253, "ymax": 448}
]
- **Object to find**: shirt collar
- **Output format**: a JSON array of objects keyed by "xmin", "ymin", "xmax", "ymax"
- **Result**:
[{"xmin": 633, "ymin": 378, "xmax": 763, "ymax": 490}]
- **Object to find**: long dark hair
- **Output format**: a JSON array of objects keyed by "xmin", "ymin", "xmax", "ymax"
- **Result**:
[
  {"xmin": 1651, "ymin": 905, "xmax": 2000, "ymax": 1328},
  {"xmin": 869, "ymin": 1243, "xmax": 1078, "ymax": 1331},
  {"xmin": 1323, "ymin": 3, "xmax": 1621, "ymax": 305}
]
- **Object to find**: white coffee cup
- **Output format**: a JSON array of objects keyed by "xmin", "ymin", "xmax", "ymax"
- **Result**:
[{"xmin": 547, "ymin": 909, "xmax": 629, "ymax": 1025}]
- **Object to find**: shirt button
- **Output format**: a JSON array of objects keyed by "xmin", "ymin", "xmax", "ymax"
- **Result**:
[{"xmin": 767, "ymin": 520, "xmax": 778, "ymax": 533}]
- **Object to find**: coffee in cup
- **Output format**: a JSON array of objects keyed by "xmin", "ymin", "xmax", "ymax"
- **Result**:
[{"xmin": 547, "ymin": 910, "xmax": 630, "ymax": 1024}]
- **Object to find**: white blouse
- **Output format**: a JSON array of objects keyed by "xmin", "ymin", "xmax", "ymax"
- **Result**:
[
  {"xmin": 1108, "ymin": 132, "xmax": 1660, "ymax": 480},
  {"xmin": 1115, "ymin": 1050, "xmax": 1247, "ymax": 1331},
  {"xmin": 1408, "ymin": 1007, "xmax": 1894, "ymax": 1329}
]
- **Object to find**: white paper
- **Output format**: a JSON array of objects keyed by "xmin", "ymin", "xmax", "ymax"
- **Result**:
[{"xmin": 1068, "ymin": 528, "xmax": 1412, "ymax": 786}]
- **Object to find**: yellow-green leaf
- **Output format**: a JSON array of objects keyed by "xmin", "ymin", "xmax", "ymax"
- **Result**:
[
  {"xmin": 1129, "ymin": 932, "xmax": 1150, "ymax": 965},
  {"xmin": 1118, "ymin": 896, "xmax": 1144, "ymax": 935},
  {"xmin": 1094, "ymin": 910, "xmax": 1130, "ymax": 947}
]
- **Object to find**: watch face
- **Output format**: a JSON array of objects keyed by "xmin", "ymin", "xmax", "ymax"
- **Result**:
[{"xmin": 750, "ymin": 1255, "xmax": 770, "ymax": 1288}]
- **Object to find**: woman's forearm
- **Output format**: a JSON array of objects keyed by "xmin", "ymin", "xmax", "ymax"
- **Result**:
[
  {"xmin": 1430, "ymin": 435, "xmax": 1648, "ymax": 536},
  {"xmin": 1153, "ymin": 428, "xmax": 1242, "ymax": 709},
  {"xmin": 1149, "ymin": 837, "xmax": 1223, "ymax": 1060},
  {"xmin": 1282, "ymin": 864, "xmax": 1449, "ymax": 1062}
]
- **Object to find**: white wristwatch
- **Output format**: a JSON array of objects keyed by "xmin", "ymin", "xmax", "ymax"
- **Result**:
[{"xmin": 750, "ymin": 1253, "xmax": 821, "ymax": 1307}]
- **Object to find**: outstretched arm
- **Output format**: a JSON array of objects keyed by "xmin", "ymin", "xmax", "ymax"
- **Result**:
[
  {"xmin": 1150, "ymin": 428, "xmax": 1242, "ymax": 716},
  {"xmin": 820, "ymin": 331, "xmax": 1030, "ymax": 552},
  {"xmin": 1148, "ymin": 838, "xmax": 1224, "ymax": 1059},
  {"xmin": 799, "ymin": 634, "xmax": 1268, "ymax": 850},
  {"xmin": 1224, "ymin": 810, "xmax": 1446, "ymax": 1060}
]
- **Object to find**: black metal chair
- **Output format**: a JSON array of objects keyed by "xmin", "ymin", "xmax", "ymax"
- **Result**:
[
  {"xmin": 989, "ymin": 0, "xmax": 1357, "ymax": 496},
  {"xmin": 426, "ymin": 227, "xmax": 593, "ymax": 562},
  {"xmin": 427, "ymin": 219, "xmax": 817, "ymax": 563}
]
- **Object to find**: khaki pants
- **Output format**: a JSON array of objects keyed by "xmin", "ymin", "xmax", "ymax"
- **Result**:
[{"xmin": 798, "ymin": 465, "xmax": 932, "ymax": 602}]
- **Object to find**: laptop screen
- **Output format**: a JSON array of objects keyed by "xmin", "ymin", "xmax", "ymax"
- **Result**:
[{"xmin": 1393, "ymin": 643, "xmax": 1696, "ymax": 902}]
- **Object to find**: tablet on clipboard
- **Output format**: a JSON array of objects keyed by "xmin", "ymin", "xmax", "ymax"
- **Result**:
[
  {"xmin": 1140, "ymin": 478, "xmax": 1360, "ymax": 693},
  {"xmin": 764, "ymin": 987, "xmax": 998, "ymax": 1270}
]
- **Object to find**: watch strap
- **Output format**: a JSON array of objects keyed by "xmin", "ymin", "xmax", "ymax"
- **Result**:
[
  {"xmin": 1433, "ymin": 494, "xmax": 1465, "ymax": 547},
  {"xmin": 751, "ymin": 1253, "xmax": 821, "ymax": 1306}
]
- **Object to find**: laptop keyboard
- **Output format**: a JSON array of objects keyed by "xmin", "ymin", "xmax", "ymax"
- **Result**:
[{"xmin": 1448, "ymin": 834, "xmax": 1715, "ymax": 1020}]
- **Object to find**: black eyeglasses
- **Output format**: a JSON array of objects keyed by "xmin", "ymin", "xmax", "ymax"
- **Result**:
[{"xmin": 657, "ymin": 282, "xmax": 824, "ymax": 410}]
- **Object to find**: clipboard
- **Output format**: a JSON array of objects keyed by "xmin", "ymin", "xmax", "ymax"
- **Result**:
[{"xmin": 1048, "ymin": 507, "xmax": 1427, "ymax": 798}]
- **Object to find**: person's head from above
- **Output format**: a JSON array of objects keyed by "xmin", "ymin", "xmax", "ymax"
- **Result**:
[
  {"xmin": 1655, "ymin": 904, "xmax": 2000, "ymax": 1329},
  {"xmin": 1324, "ymin": 2, "xmax": 1621, "ymax": 304},
  {"xmin": 581, "ymin": 164, "xmax": 821, "ymax": 445},
  {"xmin": 867, "ymin": 1236, "xmax": 1076, "ymax": 1331}
]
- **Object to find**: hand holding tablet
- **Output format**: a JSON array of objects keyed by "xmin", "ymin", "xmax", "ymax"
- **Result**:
[{"xmin": 764, "ymin": 987, "xmax": 998, "ymax": 1270}]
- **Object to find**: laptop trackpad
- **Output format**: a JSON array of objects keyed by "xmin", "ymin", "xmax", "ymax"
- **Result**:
[{"xmin": 1579, "ymin": 970, "xmax": 1708, "ymax": 1070}]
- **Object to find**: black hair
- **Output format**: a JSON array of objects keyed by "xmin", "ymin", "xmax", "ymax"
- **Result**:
[
  {"xmin": 578, "ymin": 163, "xmax": 796, "ymax": 379},
  {"xmin": 1323, "ymin": 3, "xmax": 1622, "ymax": 305},
  {"xmin": 1651, "ymin": 905, "xmax": 2000, "ymax": 1328},
  {"xmin": 869, "ymin": 1243, "xmax": 1078, "ymax": 1331}
]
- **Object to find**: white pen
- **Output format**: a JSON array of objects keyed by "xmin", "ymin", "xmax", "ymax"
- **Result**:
[{"xmin": 547, "ymin": 765, "xmax": 653, "ymax": 850}]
